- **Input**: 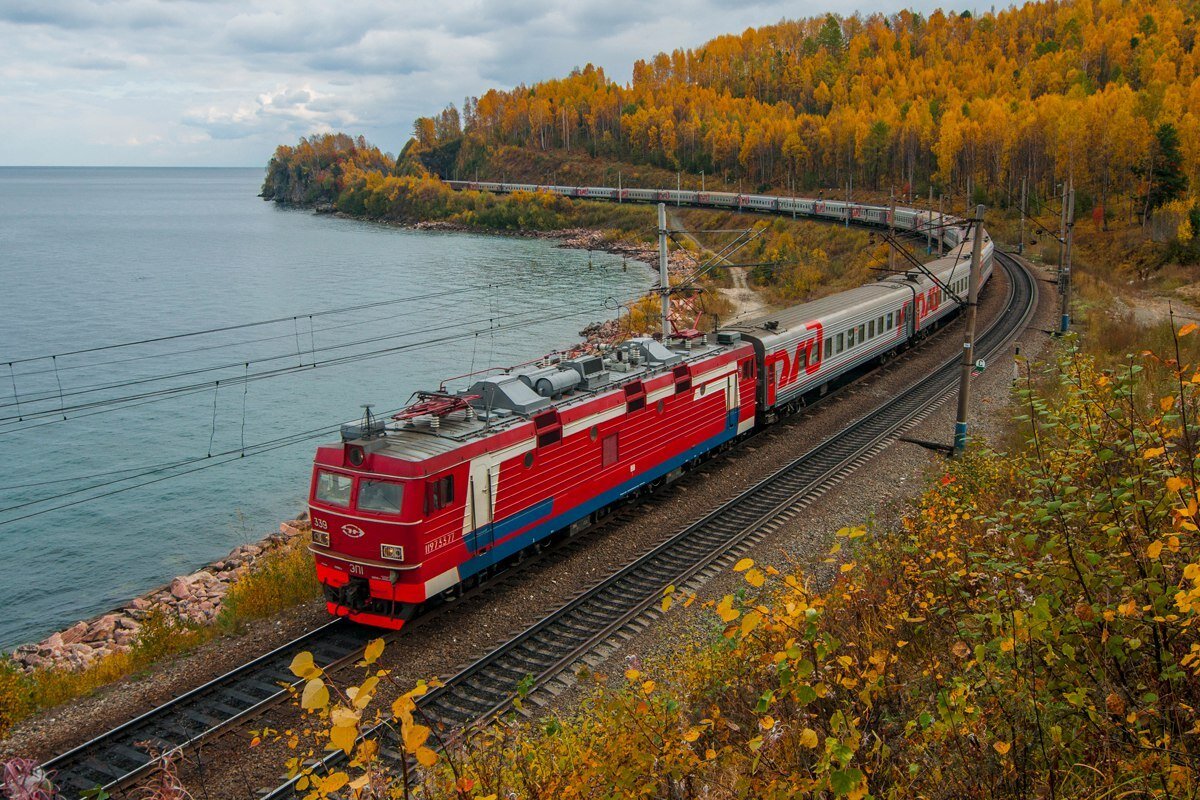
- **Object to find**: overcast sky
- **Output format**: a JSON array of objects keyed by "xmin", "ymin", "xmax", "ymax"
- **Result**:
[{"xmin": 0, "ymin": 0, "xmax": 957, "ymax": 167}]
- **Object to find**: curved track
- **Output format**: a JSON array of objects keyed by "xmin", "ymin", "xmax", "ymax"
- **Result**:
[
  {"xmin": 261, "ymin": 250, "xmax": 1035, "ymax": 797},
  {"xmin": 37, "ymin": 202, "xmax": 1031, "ymax": 797}
]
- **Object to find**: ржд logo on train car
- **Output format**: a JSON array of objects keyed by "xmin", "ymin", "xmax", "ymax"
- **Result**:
[{"xmin": 766, "ymin": 321, "xmax": 824, "ymax": 390}]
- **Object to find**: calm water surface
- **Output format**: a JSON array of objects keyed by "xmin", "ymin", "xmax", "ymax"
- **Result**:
[{"xmin": 0, "ymin": 167, "xmax": 651, "ymax": 649}]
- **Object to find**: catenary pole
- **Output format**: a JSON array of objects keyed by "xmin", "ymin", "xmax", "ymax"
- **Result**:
[
  {"xmin": 938, "ymin": 195, "xmax": 945, "ymax": 257},
  {"xmin": 888, "ymin": 189, "xmax": 897, "ymax": 273},
  {"xmin": 1018, "ymin": 175, "xmax": 1027, "ymax": 255},
  {"xmin": 953, "ymin": 204, "xmax": 986, "ymax": 456},
  {"xmin": 659, "ymin": 203, "xmax": 670, "ymax": 339},
  {"xmin": 927, "ymin": 185, "xmax": 934, "ymax": 253},
  {"xmin": 1060, "ymin": 182, "xmax": 1075, "ymax": 332}
]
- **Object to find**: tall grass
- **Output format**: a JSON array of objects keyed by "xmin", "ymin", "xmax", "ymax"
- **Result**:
[{"xmin": 216, "ymin": 537, "xmax": 322, "ymax": 627}]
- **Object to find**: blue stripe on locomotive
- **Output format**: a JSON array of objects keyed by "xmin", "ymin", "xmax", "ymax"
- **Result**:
[{"xmin": 457, "ymin": 408, "xmax": 742, "ymax": 579}]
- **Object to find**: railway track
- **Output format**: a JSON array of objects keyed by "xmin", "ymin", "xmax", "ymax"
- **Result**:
[
  {"xmin": 42, "ymin": 250, "xmax": 1032, "ymax": 799},
  {"xmin": 261, "ymin": 250, "xmax": 1036, "ymax": 797}
]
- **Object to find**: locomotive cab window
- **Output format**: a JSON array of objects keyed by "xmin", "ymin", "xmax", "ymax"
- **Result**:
[
  {"xmin": 427, "ymin": 476, "xmax": 455, "ymax": 512},
  {"xmin": 315, "ymin": 470, "xmax": 352, "ymax": 507},
  {"xmin": 358, "ymin": 479, "xmax": 403, "ymax": 514}
]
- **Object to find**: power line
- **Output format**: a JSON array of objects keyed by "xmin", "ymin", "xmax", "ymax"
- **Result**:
[
  {"xmin": 1, "ymin": 274, "xmax": 565, "ymax": 367},
  {"xmin": 0, "ymin": 288, "xmax": 652, "ymax": 522},
  {"xmin": 0, "ymin": 293, "xmax": 609, "ymax": 425}
]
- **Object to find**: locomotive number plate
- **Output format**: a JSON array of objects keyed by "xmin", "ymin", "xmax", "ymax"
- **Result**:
[{"xmin": 425, "ymin": 532, "xmax": 458, "ymax": 554}]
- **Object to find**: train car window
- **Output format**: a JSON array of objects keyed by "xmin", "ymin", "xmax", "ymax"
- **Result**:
[
  {"xmin": 825, "ymin": 336, "xmax": 832, "ymax": 356},
  {"xmin": 878, "ymin": 316, "xmax": 885, "ymax": 334},
  {"xmin": 857, "ymin": 324, "xmax": 866, "ymax": 342},
  {"xmin": 741, "ymin": 360, "xmax": 754, "ymax": 380},
  {"xmin": 847, "ymin": 328, "xmax": 855, "ymax": 348},
  {"xmin": 358, "ymin": 479, "xmax": 403, "ymax": 514},
  {"xmin": 886, "ymin": 312, "xmax": 894, "ymax": 330},
  {"xmin": 315, "ymin": 470, "xmax": 352, "ymax": 507},
  {"xmin": 427, "ymin": 476, "xmax": 455, "ymax": 512},
  {"xmin": 836, "ymin": 333, "xmax": 845, "ymax": 353},
  {"xmin": 868, "ymin": 320, "xmax": 875, "ymax": 338},
  {"xmin": 602, "ymin": 433, "xmax": 619, "ymax": 467}
]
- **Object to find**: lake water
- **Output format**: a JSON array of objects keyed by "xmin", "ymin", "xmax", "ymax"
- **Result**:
[{"xmin": 0, "ymin": 167, "xmax": 652, "ymax": 650}]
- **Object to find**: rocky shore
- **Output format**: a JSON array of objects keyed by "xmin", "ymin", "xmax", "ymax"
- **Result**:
[
  {"xmin": 411, "ymin": 220, "xmax": 696, "ymax": 277},
  {"xmin": 8, "ymin": 519, "xmax": 310, "ymax": 673}
]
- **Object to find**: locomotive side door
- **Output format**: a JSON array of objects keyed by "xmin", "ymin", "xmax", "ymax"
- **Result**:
[{"xmin": 467, "ymin": 460, "xmax": 497, "ymax": 553}]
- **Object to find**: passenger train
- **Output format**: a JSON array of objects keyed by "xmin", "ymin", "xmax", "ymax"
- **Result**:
[{"xmin": 306, "ymin": 183, "xmax": 993, "ymax": 629}]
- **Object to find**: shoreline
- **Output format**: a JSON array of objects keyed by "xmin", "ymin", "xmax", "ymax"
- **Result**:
[{"xmin": 8, "ymin": 518, "xmax": 310, "ymax": 673}]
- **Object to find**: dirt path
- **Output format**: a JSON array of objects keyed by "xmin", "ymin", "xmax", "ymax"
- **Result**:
[{"xmin": 666, "ymin": 209, "xmax": 769, "ymax": 321}]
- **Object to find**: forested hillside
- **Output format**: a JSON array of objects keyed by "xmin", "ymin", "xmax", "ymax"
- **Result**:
[{"xmin": 410, "ymin": 0, "xmax": 1198, "ymax": 222}]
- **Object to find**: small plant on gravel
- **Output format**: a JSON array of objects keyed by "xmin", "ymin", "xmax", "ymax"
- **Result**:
[
  {"xmin": 2, "ymin": 757, "xmax": 54, "ymax": 799},
  {"xmin": 127, "ymin": 743, "xmax": 192, "ymax": 800}
]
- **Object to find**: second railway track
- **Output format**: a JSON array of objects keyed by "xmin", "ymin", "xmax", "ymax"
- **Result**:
[{"xmin": 262, "ymin": 250, "xmax": 1036, "ymax": 797}]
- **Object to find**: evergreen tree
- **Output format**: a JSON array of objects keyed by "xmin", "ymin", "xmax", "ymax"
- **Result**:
[{"xmin": 1143, "ymin": 123, "xmax": 1188, "ymax": 215}]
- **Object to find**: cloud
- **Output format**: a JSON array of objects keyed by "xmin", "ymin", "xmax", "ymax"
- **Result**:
[
  {"xmin": 0, "ymin": 0, "xmax": 953, "ymax": 166},
  {"xmin": 66, "ymin": 53, "xmax": 132, "ymax": 70},
  {"xmin": 0, "ymin": 0, "xmax": 188, "ymax": 30},
  {"xmin": 183, "ymin": 84, "xmax": 355, "ymax": 140}
]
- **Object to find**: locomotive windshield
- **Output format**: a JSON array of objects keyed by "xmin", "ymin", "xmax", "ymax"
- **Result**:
[
  {"xmin": 358, "ymin": 479, "xmax": 403, "ymax": 514},
  {"xmin": 315, "ymin": 470, "xmax": 352, "ymax": 507}
]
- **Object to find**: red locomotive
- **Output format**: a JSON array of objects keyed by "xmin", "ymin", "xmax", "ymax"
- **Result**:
[{"xmin": 307, "ymin": 185, "xmax": 993, "ymax": 629}]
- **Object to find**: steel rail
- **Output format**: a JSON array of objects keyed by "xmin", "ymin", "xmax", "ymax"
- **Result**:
[{"xmin": 261, "ymin": 251, "xmax": 1035, "ymax": 797}]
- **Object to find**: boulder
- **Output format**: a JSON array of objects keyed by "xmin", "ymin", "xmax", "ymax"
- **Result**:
[
  {"xmin": 85, "ymin": 614, "xmax": 120, "ymax": 642},
  {"xmin": 170, "ymin": 577, "xmax": 192, "ymax": 600},
  {"xmin": 61, "ymin": 621, "xmax": 89, "ymax": 644}
]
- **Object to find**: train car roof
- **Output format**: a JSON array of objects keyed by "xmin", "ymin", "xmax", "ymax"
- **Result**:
[{"xmin": 726, "ymin": 279, "xmax": 903, "ymax": 336}]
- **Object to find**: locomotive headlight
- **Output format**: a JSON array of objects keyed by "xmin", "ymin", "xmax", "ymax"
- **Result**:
[
  {"xmin": 380, "ymin": 544, "xmax": 405, "ymax": 561},
  {"xmin": 311, "ymin": 529, "xmax": 330, "ymax": 547}
]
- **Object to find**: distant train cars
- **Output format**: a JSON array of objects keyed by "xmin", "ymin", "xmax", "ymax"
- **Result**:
[{"xmin": 307, "ymin": 183, "xmax": 994, "ymax": 629}]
